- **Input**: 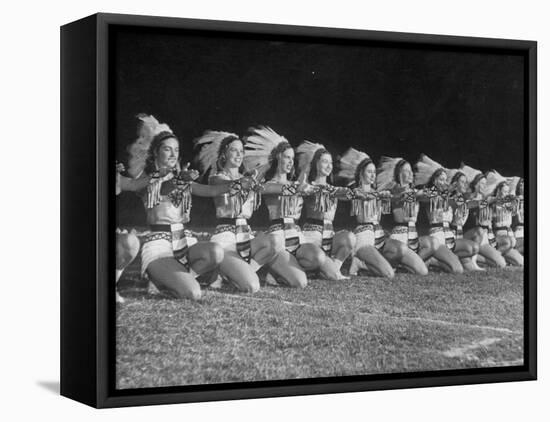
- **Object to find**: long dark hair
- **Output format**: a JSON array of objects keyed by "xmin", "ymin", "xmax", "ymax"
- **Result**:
[
  {"xmin": 470, "ymin": 173, "xmax": 486, "ymax": 193},
  {"xmin": 426, "ymin": 167, "xmax": 446, "ymax": 188},
  {"xmin": 450, "ymin": 171, "xmax": 466, "ymax": 194},
  {"xmin": 308, "ymin": 148, "xmax": 333, "ymax": 184},
  {"xmin": 264, "ymin": 141, "xmax": 295, "ymax": 181},
  {"xmin": 516, "ymin": 177, "xmax": 524, "ymax": 196},
  {"xmin": 494, "ymin": 180, "xmax": 509, "ymax": 197},
  {"xmin": 216, "ymin": 135, "xmax": 246, "ymax": 174},
  {"xmin": 144, "ymin": 131, "xmax": 179, "ymax": 175},
  {"xmin": 354, "ymin": 157, "xmax": 375, "ymax": 187}
]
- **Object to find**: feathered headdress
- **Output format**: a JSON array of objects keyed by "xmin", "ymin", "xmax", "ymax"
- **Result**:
[
  {"xmin": 483, "ymin": 170, "xmax": 508, "ymax": 197},
  {"xmin": 296, "ymin": 140, "xmax": 326, "ymax": 180},
  {"xmin": 127, "ymin": 114, "xmax": 173, "ymax": 178},
  {"xmin": 243, "ymin": 126, "xmax": 290, "ymax": 180},
  {"xmin": 194, "ymin": 130, "xmax": 240, "ymax": 177},
  {"xmin": 414, "ymin": 154, "xmax": 446, "ymax": 186},
  {"xmin": 377, "ymin": 156, "xmax": 405, "ymax": 191},
  {"xmin": 459, "ymin": 163, "xmax": 482, "ymax": 184},
  {"xmin": 337, "ymin": 148, "xmax": 371, "ymax": 185},
  {"xmin": 508, "ymin": 176, "xmax": 521, "ymax": 195}
]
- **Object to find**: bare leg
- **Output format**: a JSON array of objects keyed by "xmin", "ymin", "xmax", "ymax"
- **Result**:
[
  {"xmin": 431, "ymin": 245, "xmax": 463, "ymax": 274},
  {"xmin": 496, "ymin": 235, "xmax": 513, "ymax": 255},
  {"xmin": 418, "ymin": 235, "xmax": 435, "ymax": 261},
  {"xmin": 332, "ymin": 231, "xmax": 356, "ymax": 264},
  {"xmin": 219, "ymin": 251, "xmax": 260, "ymax": 293},
  {"xmin": 295, "ymin": 243, "xmax": 326, "ymax": 271},
  {"xmin": 355, "ymin": 245, "xmax": 395, "ymax": 278},
  {"xmin": 464, "ymin": 227, "xmax": 489, "ymax": 270},
  {"xmin": 115, "ymin": 230, "xmax": 140, "ymax": 303},
  {"xmin": 383, "ymin": 238, "xmax": 428, "ymax": 275},
  {"xmin": 454, "ymin": 238, "xmax": 482, "ymax": 271},
  {"xmin": 147, "ymin": 258, "xmax": 202, "ymax": 301},
  {"xmin": 250, "ymin": 232, "xmax": 278, "ymax": 266},
  {"xmin": 269, "ymin": 251, "xmax": 308, "ymax": 288},
  {"xmin": 318, "ymin": 231, "xmax": 356, "ymax": 280},
  {"xmin": 504, "ymin": 248, "xmax": 524, "ymax": 266},
  {"xmin": 188, "ymin": 241, "xmax": 224, "ymax": 275},
  {"xmin": 479, "ymin": 244, "xmax": 506, "ymax": 268},
  {"xmin": 515, "ymin": 238, "xmax": 524, "ymax": 255}
]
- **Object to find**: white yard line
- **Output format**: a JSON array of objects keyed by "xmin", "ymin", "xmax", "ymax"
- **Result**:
[
  {"xmin": 442, "ymin": 337, "xmax": 501, "ymax": 359},
  {"xmin": 209, "ymin": 292, "xmax": 523, "ymax": 335}
]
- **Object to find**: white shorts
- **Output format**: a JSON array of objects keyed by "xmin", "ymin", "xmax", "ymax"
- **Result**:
[
  {"xmin": 141, "ymin": 235, "xmax": 198, "ymax": 276},
  {"xmin": 268, "ymin": 217, "xmax": 305, "ymax": 254},
  {"xmin": 495, "ymin": 226, "xmax": 517, "ymax": 248},
  {"xmin": 302, "ymin": 219, "xmax": 335, "ymax": 255},
  {"xmin": 210, "ymin": 218, "xmax": 254, "ymax": 262},
  {"xmin": 354, "ymin": 223, "xmax": 385, "ymax": 250},
  {"xmin": 429, "ymin": 223, "xmax": 456, "ymax": 250}
]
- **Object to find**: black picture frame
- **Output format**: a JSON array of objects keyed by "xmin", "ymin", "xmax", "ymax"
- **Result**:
[{"xmin": 60, "ymin": 12, "xmax": 537, "ymax": 408}]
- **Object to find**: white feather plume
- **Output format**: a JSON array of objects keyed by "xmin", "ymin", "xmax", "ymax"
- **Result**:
[
  {"xmin": 508, "ymin": 176, "xmax": 521, "ymax": 195},
  {"xmin": 414, "ymin": 154, "xmax": 445, "ymax": 186},
  {"xmin": 459, "ymin": 164, "xmax": 482, "ymax": 184},
  {"xmin": 296, "ymin": 140, "xmax": 326, "ymax": 180},
  {"xmin": 337, "ymin": 148, "xmax": 370, "ymax": 183},
  {"xmin": 244, "ymin": 126, "xmax": 289, "ymax": 179},
  {"xmin": 194, "ymin": 130, "xmax": 239, "ymax": 176},
  {"xmin": 483, "ymin": 170, "xmax": 507, "ymax": 197},
  {"xmin": 127, "ymin": 115, "xmax": 173, "ymax": 177},
  {"xmin": 376, "ymin": 156, "xmax": 404, "ymax": 191}
]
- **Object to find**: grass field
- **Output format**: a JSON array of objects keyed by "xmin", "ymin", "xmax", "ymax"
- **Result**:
[{"xmin": 116, "ymin": 262, "xmax": 524, "ymax": 390}]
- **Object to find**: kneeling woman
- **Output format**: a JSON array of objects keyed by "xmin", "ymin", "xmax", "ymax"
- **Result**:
[
  {"xmin": 509, "ymin": 177, "xmax": 524, "ymax": 255},
  {"xmin": 126, "ymin": 116, "xmax": 248, "ymax": 300},
  {"xmin": 296, "ymin": 141, "xmax": 357, "ymax": 280},
  {"xmin": 195, "ymin": 131, "xmax": 279, "ymax": 293},
  {"xmin": 484, "ymin": 171, "xmax": 523, "ymax": 266},
  {"xmin": 377, "ymin": 156, "xmax": 436, "ymax": 268},
  {"xmin": 244, "ymin": 126, "xmax": 326, "ymax": 287},
  {"xmin": 414, "ymin": 155, "xmax": 480, "ymax": 273},
  {"xmin": 338, "ymin": 148, "xmax": 428, "ymax": 277},
  {"xmin": 460, "ymin": 164, "xmax": 506, "ymax": 268}
]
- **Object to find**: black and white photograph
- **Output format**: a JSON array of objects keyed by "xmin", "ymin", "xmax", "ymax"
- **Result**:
[
  {"xmin": 112, "ymin": 22, "xmax": 529, "ymax": 390},
  {"xmin": 5, "ymin": 0, "xmax": 549, "ymax": 418}
]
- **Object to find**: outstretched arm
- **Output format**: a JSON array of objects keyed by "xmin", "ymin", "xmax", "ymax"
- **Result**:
[
  {"xmin": 116, "ymin": 162, "xmax": 152, "ymax": 194},
  {"xmin": 190, "ymin": 181, "xmax": 237, "ymax": 197},
  {"xmin": 119, "ymin": 174, "xmax": 151, "ymax": 192}
]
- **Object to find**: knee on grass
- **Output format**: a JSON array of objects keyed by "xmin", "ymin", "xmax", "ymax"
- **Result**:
[
  {"xmin": 288, "ymin": 272, "xmax": 308, "ymax": 288},
  {"xmin": 375, "ymin": 264, "xmax": 395, "ymax": 279},
  {"xmin": 236, "ymin": 274, "xmax": 261, "ymax": 293},
  {"xmin": 492, "ymin": 254, "xmax": 507, "ymax": 269},
  {"xmin": 168, "ymin": 282, "xmax": 202, "ymax": 301}
]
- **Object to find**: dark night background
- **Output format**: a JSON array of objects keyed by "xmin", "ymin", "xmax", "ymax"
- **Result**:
[{"xmin": 112, "ymin": 26, "xmax": 525, "ymax": 229}]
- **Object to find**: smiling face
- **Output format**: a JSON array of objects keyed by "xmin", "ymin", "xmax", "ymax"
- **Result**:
[
  {"xmin": 398, "ymin": 162, "xmax": 414, "ymax": 186},
  {"xmin": 434, "ymin": 170, "xmax": 447, "ymax": 190},
  {"xmin": 498, "ymin": 183, "xmax": 510, "ymax": 198},
  {"xmin": 155, "ymin": 137, "xmax": 179, "ymax": 169},
  {"xmin": 361, "ymin": 162, "xmax": 377, "ymax": 186},
  {"xmin": 517, "ymin": 179, "xmax": 524, "ymax": 196},
  {"xmin": 474, "ymin": 176, "xmax": 487, "ymax": 194},
  {"xmin": 456, "ymin": 174, "xmax": 468, "ymax": 194},
  {"xmin": 277, "ymin": 147, "xmax": 295, "ymax": 175},
  {"xmin": 316, "ymin": 152, "xmax": 333, "ymax": 178},
  {"xmin": 224, "ymin": 139, "xmax": 244, "ymax": 169}
]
